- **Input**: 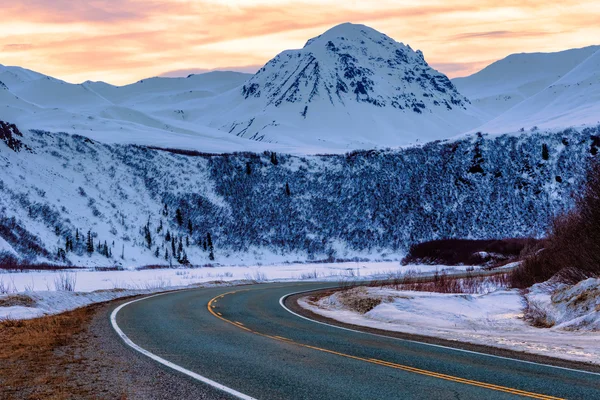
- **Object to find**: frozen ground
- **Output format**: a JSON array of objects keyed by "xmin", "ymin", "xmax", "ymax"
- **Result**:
[
  {"xmin": 0, "ymin": 262, "xmax": 467, "ymax": 320},
  {"xmin": 301, "ymin": 278, "xmax": 600, "ymax": 365}
]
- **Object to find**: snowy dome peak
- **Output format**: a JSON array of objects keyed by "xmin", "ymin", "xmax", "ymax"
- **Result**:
[
  {"xmin": 230, "ymin": 23, "xmax": 474, "ymax": 143},
  {"xmin": 303, "ymin": 23, "xmax": 398, "ymax": 48}
]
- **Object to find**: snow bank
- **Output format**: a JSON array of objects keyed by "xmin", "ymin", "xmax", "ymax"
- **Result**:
[
  {"xmin": 302, "ymin": 280, "xmax": 600, "ymax": 364},
  {"xmin": 526, "ymin": 278, "xmax": 600, "ymax": 331},
  {"xmin": 0, "ymin": 262, "xmax": 467, "ymax": 320},
  {"xmin": 0, "ymin": 281, "xmax": 246, "ymax": 320}
]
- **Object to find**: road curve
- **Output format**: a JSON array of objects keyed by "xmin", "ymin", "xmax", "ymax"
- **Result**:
[{"xmin": 113, "ymin": 282, "xmax": 600, "ymax": 399}]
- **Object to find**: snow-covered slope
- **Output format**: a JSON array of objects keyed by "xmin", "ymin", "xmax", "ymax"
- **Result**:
[
  {"xmin": 209, "ymin": 23, "xmax": 484, "ymax": 149},
  {"xmin": 0, "ymin": 65, "xmax": 274, "ymax": 154},
  {"xmin": 1, "ymin": 124, "xmax": 597, "ymax": 267},
  {"xmin": 452, "ymin": 46, "xmax": 600, "ymax": 121},
  {"xmin": 475, "ymin": 48, "xmax": 600, "ymax": 133}
]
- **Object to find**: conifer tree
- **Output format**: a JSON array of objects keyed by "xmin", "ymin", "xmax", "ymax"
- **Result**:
[
  {"xmin": 246, "ymin": 162, "xmax": 252, "ymax": 175},
  {"xmin": 207, "ymin": 232, "xmax": 215, "ymax": 261},
  {"xmin": 542, "ymin": 143, "xmax": 550, "ymax": 161},
  {"xmin": 285, "ymin": 182, "xmax": 291, "ymax": 196},
  {"xmin": 155, "ymin": 246, "xmax": 160, "ymax": 258},
  {"xmin": 270, "ymin": 152, "xmax": 278, "ymax": 165},
  {"xmin": 165, "ymin": 230, "xmax": 171, "ymax": 242},
  {"xmin": 176, "ymin": 208, "xmax": 183, "ymax": 226},
  {"xmin": 86, "ymin": 230, "xmax": 94, "ymax": 254},
  {"xmin": 180, "ymin": 250, "xmax": 189, "ymax": 265},
  {"xmin": 188, "ymin": 219, "xmax": 193, "ymax": 235},
  {"xmin": 144, "ymin": 221, "xmax": 152, "ymax": 249}
]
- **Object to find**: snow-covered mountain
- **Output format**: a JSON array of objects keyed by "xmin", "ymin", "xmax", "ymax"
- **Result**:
[
  {"xmin": 0, "ymin": 24, "xmax": 487, "ymax": 154},
  {"xmin": 453, "ymin": 46, "xmax": 600, "ymax": 130},
  {"xmin": 209, "ymin": 23, "xmax": 484, "ymax": 149}
]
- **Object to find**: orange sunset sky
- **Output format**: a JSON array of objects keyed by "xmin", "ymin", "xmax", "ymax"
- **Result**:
[{"xmin": 1, "ymin": 0, "xmax": 599, "ymax": 85}]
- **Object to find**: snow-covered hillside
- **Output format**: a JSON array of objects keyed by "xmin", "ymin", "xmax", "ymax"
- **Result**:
[
  {"xmin": 0, "ymin": 65, "xmax": 279, "ymax": 154},
  {"xmin": 209, "ymin": 23, "xmax": 484, "ymax": 149},
  {"xmin": 453, "ymin": 46, "xmax": 600, "ymax": 129},
  {"xmin": 477, "ymin": 48, "xmax": 600, "ymax": 133},
  {"xmin": 1, "ymin": 122, "xmax": 598, "ymax": 267}
]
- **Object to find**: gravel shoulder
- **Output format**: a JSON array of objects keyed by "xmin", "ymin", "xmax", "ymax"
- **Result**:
[{"xmin": 1, "ymin": 296, "xmax": 231, "ymax": 400}]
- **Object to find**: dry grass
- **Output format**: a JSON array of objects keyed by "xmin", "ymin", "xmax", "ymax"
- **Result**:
[
  {"xmin": 522, "ymin": 300, "xmax": 555, "ymax": 328},
  {"xmin": 0, "ymin": 306, "xmax": 96, "ymax": 399},
  {"xmin": 0, "ymin": 294, "xmax": 36, "ymax": 308}
]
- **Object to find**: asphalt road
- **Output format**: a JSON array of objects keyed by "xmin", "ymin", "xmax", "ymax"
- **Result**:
[{"xmin": 113, "ymin": 282, "xmax": 600, "ymax": 399}]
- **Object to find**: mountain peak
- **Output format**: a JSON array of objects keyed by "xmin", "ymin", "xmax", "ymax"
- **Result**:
[
  {"xmin": 214, "ymin": 23, "xmax": 479, "ymax": 147},
  {"xmin": 240, "ymin": 23, "xmax": 465, "ymax": 110},
  {"xmin": 303, "ymin": 23, "xmax": 396, "ymax": 48}
]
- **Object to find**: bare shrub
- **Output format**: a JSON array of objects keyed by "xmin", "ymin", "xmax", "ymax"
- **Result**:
[
  {"xmin": 54, "ymin": 272, "xmax": 77, "ymax": 292},
  {"xmin": 244, "ymin": 270, "xmax": 268, "ymax": 282},
  {"xmin": 387, "ymin": 272, "xmax": 510, "ymax": 294},
  {"xmin": 402, "ymin": 238, "xmax": 539, "ymax": 266},
  {"xmin": 511, "ymin": 160, "xmax": 600, "ymax": 288}
]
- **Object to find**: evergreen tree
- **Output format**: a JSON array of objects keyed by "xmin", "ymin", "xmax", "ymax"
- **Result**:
[
  {"xmin": 188, "ymin": 219, "xmax": 193, "ymax": 235},
  {"xmin": 163, "ymin": 203, "xmax": 168, "ymax": 216},
  {"xmin": 164, "ymin": 248, "xmax": 169, "ymax": 261},
  {"xmin": 154, "ymin": 246, "xmax": 160, "ymax": 258},
  {"xmin": 285, "ymin": 182, "xmax": 291, "ymax": 196},
  {"xmin": 86, "ymin": 230, "xmax": 94, "ymax": 254},
  {"xmin": 270, "ymin": 152, "xmax": 278, "ymax": 165},
  {"xmin": 176, "ymin": 208, "xmax": 183, "ymax": 226},
  {"xmin": 207, "ymin": 232, "xmax": 215, "ymax": 261},
  {"xmin": 245, "ymin": 162, "xmax": 252, "ymax": 175},
  {"xmin": 75, "ymin": 228, "xmax": 80, "ymax": 242},
  {"xmin": 180, "ymin": 250, "xmax": 189, "ymax": 265},
  {"xmin": 144, "ymin": 221, "xmax": 152, "ymax": 249},
  {"xmin": 55, "ymin": 225, "xmax": 60, "ymax": 236},
  {"xmin": 157, "ymin": 219, "xmax": 163, "ymax": 234},
  {"xmin": 186, "ymin": 235, "xmax": 190, "ymax": 247},
  {"xmin": 171, "ymin": 236, "xmax": 176, "ymax": 255},
  {"xmin": 542, "ymin": 143, "xmax": 550, "ymax": 160},
  {"xmin": 165, "ymin": 230, "xmax": 171, "ymax": 242}
]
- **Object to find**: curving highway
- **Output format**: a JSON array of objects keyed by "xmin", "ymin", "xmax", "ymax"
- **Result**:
[{"xmin": 112, "ymin": 283, "xmax": 600, "ymax": 399}]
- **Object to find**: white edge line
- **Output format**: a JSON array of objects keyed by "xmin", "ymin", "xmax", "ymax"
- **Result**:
[
  {"xmin": 279, "ymin": 287, "xmax": 600, "ymax": 377},
  {"xmin": 110, "ymin": 292, "xmax": 257, "ymax": 400}
]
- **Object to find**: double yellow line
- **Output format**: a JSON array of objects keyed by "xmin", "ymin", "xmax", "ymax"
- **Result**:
[{"xmin": 207, "ymin": 291, "xmax": 564, "ymax": 400}]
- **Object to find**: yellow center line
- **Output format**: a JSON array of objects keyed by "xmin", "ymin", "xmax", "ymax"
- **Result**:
[{"xmin": 207, "ymin": 291, "xmax": 564, "ymax": 400}]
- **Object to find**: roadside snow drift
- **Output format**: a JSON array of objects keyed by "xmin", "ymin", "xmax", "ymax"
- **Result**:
[{"xmin": 302, "ymin": 279, "xmax": 600, "ymax": 364}]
